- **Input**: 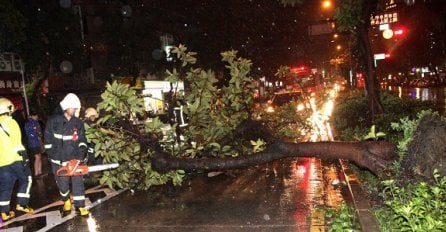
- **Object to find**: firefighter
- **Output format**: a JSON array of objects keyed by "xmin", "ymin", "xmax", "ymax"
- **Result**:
[
  {"xmin": 84, "ymin": 107, "xmax": 98, "ymax": 123},
  {"xmin": 44, "ymin": 93, "xmax": 89, "ymax": 216},
  {"xmin": 0, "ymin": 98, "xmax": 34, "ymax": 221},
  {"xmin": 83, "ymin": 107, "xmax": 102, "ymax": 165}
]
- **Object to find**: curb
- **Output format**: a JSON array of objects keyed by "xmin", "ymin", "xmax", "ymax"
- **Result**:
[{"xmin": 339, "ymin": 159, "xmax": 380, "ymax": 232}]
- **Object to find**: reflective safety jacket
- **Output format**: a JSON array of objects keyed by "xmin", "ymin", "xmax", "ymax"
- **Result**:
[
  {"xmin": 0, "ymin": 115, "xmax": 26, "ymax": 167},
  {"xmin": 44, "ymin": 114, "xmax": 87, "ymax": 165}
]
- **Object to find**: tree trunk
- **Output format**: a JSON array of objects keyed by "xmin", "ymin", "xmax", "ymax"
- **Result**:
[
  {"xmin": 357, "ymin": 0, "xmax": 384, "ymax": 118},
  {"xmin": 151, "ymin": 113, "xmax": 446, "ymax": 182},
  {"xmin": 152, "ymin": 141, "xmax": 396, "ymax": 179}
]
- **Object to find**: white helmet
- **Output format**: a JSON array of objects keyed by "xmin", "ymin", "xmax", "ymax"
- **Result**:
[
  {"xmin": 85, "ymin": 107, "xmax": 98, "ymax": 118},
  {"xmin": 0, "ymin": 98, "xmax": 14, "ymax": 115},
  {"xmin": 60, "ymin": 93, "xmax": 81, "ymax": 117}
]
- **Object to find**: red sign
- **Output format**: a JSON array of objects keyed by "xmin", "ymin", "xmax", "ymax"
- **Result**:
[{"xmin": 0, "ymin": 71, "xmax": 22, "ymax": 95}]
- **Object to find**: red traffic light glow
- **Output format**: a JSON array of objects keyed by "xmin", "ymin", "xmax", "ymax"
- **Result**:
[
  {"xmin": 393, "ymin": 27, "xmax": 406, "ymax": 38},
  {"xmin": 394, "ymin": 29, "xmax": 404, "ymax": 35}
]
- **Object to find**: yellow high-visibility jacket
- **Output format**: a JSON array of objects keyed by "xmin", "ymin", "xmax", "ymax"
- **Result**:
[{"xmin": 0, "ymin": 115, "xmax": 25, "ymax": 167}]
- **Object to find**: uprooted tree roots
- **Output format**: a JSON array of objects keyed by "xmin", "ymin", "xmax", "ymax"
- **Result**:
[{"xmin": 402, "ymin": 114, "xmax": 446, "ymax": 182}]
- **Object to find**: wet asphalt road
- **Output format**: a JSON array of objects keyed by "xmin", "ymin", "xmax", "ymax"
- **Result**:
[
  {"xmin": 41, "ymin": 158, "xmax": 348, "ymax": 232},
  {"xmin": 1, "ymin": 156, "xmax": 349, "ymax": 231}
]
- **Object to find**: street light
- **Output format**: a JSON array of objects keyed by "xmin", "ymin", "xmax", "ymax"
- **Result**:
[{"xmin": 322, "ymin": 0, "xmax": 333, "ymax": 10}]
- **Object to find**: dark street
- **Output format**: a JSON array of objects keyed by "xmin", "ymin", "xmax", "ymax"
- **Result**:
[{"xmin": 1, "ymin": 156, "xmax": 352, "ymax": 232}]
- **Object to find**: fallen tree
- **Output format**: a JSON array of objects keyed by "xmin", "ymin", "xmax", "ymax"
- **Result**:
[
  {"xmin": 152, "ymin": 112, "xmax": 446, "ymax": 183},
  {"xmin": 151, "ymin": 120, "xmax": 396, "ymax": 179},
  {"xmin": 90, "ymin": 47, "xmax": 442, "ymax": 190},
  {"xmin": 92, "ymin": 82, "xmax": 443, "ymax": 190},
  {"xmin": 152, "ymin": 141, "xmax": 395, "ymax": 177}
]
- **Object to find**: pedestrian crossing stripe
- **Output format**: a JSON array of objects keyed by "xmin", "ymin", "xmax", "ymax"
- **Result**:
[{"xmin": 0, "ymin": 186, "xmax": 126, "ymax": 231}]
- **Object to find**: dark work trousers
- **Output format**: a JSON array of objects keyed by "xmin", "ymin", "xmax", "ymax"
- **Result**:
[
  {"xmin": 0, "ymin": 161, "xmax": 32, "ymax": 213},
  {"xmin": 51, "ymin": 163, "xmax": 86, "ymax": 208}
]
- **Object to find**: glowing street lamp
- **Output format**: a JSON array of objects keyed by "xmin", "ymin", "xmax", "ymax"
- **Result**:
[
  {"xmin": 322, "ymin": 0, "xmax": 333, "ymax": 10},
  {"xmin": 382, "ymin": 29, "xmax": 394, "ymax": 39}
]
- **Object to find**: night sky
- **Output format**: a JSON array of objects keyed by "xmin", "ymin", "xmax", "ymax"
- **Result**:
[
  {"xmin": 85, "ymin": 0, "xmax": 333, "ymax": 78},
  {"xmin": 6, "ymin": 0, "xmax": 445, "ymax": 79}
]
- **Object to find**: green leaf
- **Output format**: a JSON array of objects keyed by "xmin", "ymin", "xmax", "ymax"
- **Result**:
[{"xmin": 376, "ymin": 132, "xmax": 386, "ymax": 138}]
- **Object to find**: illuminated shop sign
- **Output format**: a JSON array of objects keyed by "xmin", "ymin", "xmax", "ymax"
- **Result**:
[{"xmin": 370, "ymin": 12, "xmax": 398, "ymax": 26}]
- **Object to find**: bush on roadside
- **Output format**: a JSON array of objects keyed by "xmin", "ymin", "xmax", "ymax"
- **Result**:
[
  {"xmin": 319, "ymin": 203, "xmax": 361, "ymax": 232},
  {"xmin": 375, "ymin": 170, "xmax": 446, "ymax": 231},
  {"xmin": 332, "ymin": 89, "xmax": 445, "ymax": 231},
  {"xmin": 331, "ymin": 89, "xmax": 434, "ymax": 141}
]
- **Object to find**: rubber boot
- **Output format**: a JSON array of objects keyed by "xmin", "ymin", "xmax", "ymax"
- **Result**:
[
  {"xmin": 16, "ymin": 204, "xmax": 34, "ymax": 214},
  {"xmin": 63, "ymin": 199, "xmax": 72, "ymax": 211},
  {"xmin": 1, "ymin": 211, "xmax": 15, "ymax": 221},
  {"xmin": 77, "ymin": 207, "xmax": 89, "ymax": 216}
]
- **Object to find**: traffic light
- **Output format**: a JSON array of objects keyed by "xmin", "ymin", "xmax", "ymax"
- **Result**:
[
  {"xmin": 393, "ymin": 26, "xmax": 406, "ymax": 39},
  {"xmin": 382, "ymin": 26, "xmax": 407, "ymax": 40}
]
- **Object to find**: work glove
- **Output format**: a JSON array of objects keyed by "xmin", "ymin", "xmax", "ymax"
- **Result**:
[
  {"xmin": 79, "ymin": 146, "xmax": 88, "ymax": 161},
  {"xmin": 18, "ymin": 150, "xmax": 30, "ymax": 167},
  {"xmin": 87, "ymin": 145, "xmax": 95, "ymax": 155}
]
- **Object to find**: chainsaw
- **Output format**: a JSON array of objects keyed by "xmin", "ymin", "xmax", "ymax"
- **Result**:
[{"xmin": 56, "ymin": 159, "xmax": 119, "ymax": 176}]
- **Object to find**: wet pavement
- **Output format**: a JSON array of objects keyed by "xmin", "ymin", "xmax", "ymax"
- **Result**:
[
  {"xmin": 1, "ymin": 156, "xmax": 354, "ymax": 232},
  {"xmin": 52, "ymin": 159, "xmax": 349, "ymax": 232},
  {"xmin": 0, "ymin": 158, "xmax": 349, "ymax": 231}
]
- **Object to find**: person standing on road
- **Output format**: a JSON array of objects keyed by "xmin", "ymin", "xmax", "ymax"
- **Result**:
[
  {"xmin": 25, "ymin": 110, "xmax": 44, "ymax": 177},
  {"xmin": 0, "ymin": 98, "xmax": 34, "ymax": 221},
  {"xmin": 44, "ymin": 93, "xmax": 90, "ymax": 216}
]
